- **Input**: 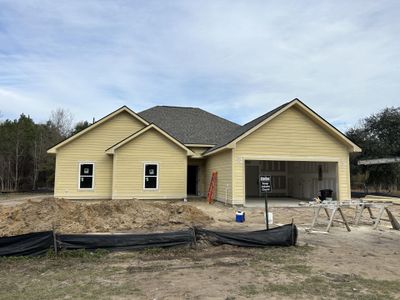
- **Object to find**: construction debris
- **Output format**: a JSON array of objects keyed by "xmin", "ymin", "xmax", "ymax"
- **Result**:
[
  {"xmin": 308, "ymin": 201, "xmax": 351, "ymax": 233},
  {"xmin": 353, "ymin": 200, "xmax": 400, "ymax": 230},
  {"xmin": 306, "ymin": 199, "xmax": 400, "ymax": 232}
]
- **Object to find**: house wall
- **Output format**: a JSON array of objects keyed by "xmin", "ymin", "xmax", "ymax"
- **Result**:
[
  {"xmin": 232, "ymin": 106, "xmax": 351, "ymax": 204},
  {"xmin": 205, "ymin": 149, "xmax": 233, "ymax": 203},
  {"xmin": 189, "ymin": 147, "xmax": 210, "ymax": 158},
  {"xmin": 54, "ymin": 112, "xmax": 145, "ymax": 199},
  {"xmin": 112, "ymin": 128, "xmax": 187, "ymax": 199}
]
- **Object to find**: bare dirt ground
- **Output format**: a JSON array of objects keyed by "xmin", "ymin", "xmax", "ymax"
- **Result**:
[
  {"xmin": 0, "ymin": 192, "xmax": 51, "ymax": 206},
  {"xmin": 0, "ymin": 195, "xmax": 399, "ymax": 299},
  {"xmin": 185, "ymin": 199, "xmax": 400, "ymax": 281},
  {"xmin": 0, "ymin": 198, "xmax": 211, "ymax": 236}
]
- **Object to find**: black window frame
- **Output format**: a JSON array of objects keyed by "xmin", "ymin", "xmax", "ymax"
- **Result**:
[
  {"xmin": 79, "ymin": 163, "xmax": 95, "ymax": 190},
  {"xmin": 143, "ymin": 163, "xmax": 158, "ymax": 190}
]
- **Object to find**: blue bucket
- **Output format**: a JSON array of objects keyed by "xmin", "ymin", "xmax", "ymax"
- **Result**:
[{"xmin": 235, "ymin": 211, "xmax": 245, "ymax": 223}]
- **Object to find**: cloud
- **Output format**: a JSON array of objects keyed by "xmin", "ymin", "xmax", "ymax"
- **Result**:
[{"xmin": 0, "ymin": 0, "xmax": 399, "ymax": 130}]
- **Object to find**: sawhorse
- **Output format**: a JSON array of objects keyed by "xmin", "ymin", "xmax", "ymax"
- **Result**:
[
  {"xmin": 309, "ymin": 202, "xmax": 351, "ymax": 233},
  {"xmin": 354, "ymin": 202, "xmax": 400, "ymax": 230}
]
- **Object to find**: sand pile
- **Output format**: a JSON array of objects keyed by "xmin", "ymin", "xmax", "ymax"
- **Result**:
[{"xmin": 0, "ymin": 198, "xmax": 213, "ymax": 237}]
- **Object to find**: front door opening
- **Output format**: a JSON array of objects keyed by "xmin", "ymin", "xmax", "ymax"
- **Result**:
[{"xmin": 187, "ymin": 165, "xmax": 198, "ymax": 195}]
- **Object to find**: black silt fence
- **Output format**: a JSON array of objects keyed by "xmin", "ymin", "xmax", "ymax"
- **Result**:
[
  {"xmin": 0, "ymin": 231, "xmax": 54, "ymax": 256},
  {"xmin": 0, "ymin": 224, "xmax": 297, "ymax": 256},
  {"xmin": 57, "ymin": 229, "xmax": 195, "ymax": 251},
  {"xmin": 196, "ymin": 224, "xmax": 298, "ymax": 247}
]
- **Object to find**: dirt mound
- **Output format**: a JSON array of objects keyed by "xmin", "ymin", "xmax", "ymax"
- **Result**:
[{"xmin": 0, "ymin": 198, "xmax": 213, "ymax": 237}]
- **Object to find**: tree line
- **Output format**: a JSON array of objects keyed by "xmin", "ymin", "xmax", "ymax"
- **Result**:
[
  {"xmin": 0, "ymin": 109, "xmax": 89, "ymax": 192},
  {"xmin": 347, "ymin": 106, "xmax": 400, "ymax": 193}
]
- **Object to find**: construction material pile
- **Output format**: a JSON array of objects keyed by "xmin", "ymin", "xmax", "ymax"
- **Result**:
[{"xmin": 0, "ymin": 198, "xmax": 213, "ymax": 237}]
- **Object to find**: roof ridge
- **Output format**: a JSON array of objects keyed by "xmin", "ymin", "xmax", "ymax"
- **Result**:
[
  {"xmin": 240, "ymin": 100, "xmax": 294, "ymax": 127},
  {"xmin": 195, "ymin": 107, "xmax": 241, "ymax": 127},
  {"xmin": 139, "ymin": 105, "xmax": 241, "ymax": 127},
  {"xmin": 157, "ymin": 105, "xmax": 197, "ymax": 109}
]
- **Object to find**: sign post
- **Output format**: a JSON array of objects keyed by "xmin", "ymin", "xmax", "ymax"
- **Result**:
[{"xmin": 260, "ymin": 175, "xmax": 272, "ymax": 230}]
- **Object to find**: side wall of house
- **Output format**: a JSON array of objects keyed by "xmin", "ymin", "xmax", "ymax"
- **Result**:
[
  {"xmin": 112, "ymin": 129, "xmax": 187, "ymax": 199},
  {"xmin": 54, "ymin": 112, "xmax": 145, "ymax": 199},
  {"xmin": 232, "ymin": 106, "xmax": 351, "ymax": 204},
  {"xmin": 205, "ymin": 149, "xmax": 233, "ymax": 203}
]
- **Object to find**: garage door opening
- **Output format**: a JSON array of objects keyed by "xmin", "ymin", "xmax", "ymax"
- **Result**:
[{"xmin": 245, "ymin": 160, "xmax": 338, "ymax": 206}]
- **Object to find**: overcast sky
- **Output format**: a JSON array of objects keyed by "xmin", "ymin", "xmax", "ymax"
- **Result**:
[{"xmin": 0, "ymin": 1, "xmax": 399, "ymax": 131}]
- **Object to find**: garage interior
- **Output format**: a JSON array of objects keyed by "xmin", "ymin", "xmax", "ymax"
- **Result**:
[{"xmin": 245, "ymin": 160, "xmax": 338, "ymax": 206}]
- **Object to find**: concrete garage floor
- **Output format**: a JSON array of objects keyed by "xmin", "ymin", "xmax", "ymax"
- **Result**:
[{"xmin": 245, "ymin": 197, "xmax": 304, "ymax": 208}]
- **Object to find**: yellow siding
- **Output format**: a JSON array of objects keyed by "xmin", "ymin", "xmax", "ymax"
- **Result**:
[
  {"xmin": 205, "ymin": 149, "xmax": 233, "ymax": 203},
  {"xmin": 54, "ymin": 112, "xmax": 145, "ymax": 199},
  {"xmin": 113, "ymin": 128, "xmax": 187, "ymax": 199},
  {"xmin": 232, "ymin": 106, "xmax": 351, "ymax": 203},
  {"xmin": 188, "ymin": 147, "xmax": 210, "ymax": 158}
]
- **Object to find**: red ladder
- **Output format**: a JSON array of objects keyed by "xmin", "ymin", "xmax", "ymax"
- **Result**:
[{"xmin": 207, "ymin": 172, "xmax": 217, "ymax": 204}]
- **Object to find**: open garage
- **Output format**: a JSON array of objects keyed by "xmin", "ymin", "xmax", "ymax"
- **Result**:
[{"xmin": 245, "ymin": 160, "xmax": 338, "ymax": 205}]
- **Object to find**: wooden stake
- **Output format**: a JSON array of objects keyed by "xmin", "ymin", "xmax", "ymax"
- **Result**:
[
  {"xmin": 310, "ymin": 206, "xmax": 322, "ymax": 231},
  {"xmin": 373, "ymin": 206, "xmax": 386, "ymax": 230},
  {"xmin": 337, "ymin": 208, "xmax": 351, "ymax": 232},
  {"xmin": 326, "ymin": 207, "xmax": 337, "ymax": 232},
  {"xmin": 385, "ymin": 208, "xmax": 400, "ymax": 230},
  {"xmin": 355, "ymin": 204, "xmax": 365, "ymax": 225}
]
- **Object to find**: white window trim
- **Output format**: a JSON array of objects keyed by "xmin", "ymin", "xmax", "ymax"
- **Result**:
[
  {"xmin": 143, "ymin": 162, "xmax": 159, "ymax": 191},
  {"xmin": 78, "ymin": 162, "xmax": 95, "ymax": 190}
]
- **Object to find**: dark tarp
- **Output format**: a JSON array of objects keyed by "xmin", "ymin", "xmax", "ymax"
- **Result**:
[
  {"xmin": 196, "ymin": 224, "xmax": 297, "ymax": 247},
  {"xmin": 57, "ymin": 229, "xmax": 195, "ymax": 251},
  {"xmin": 0, "ymin": 224, "xmax": 298, "ymax": 257},
  {"xmin": 0, "ymin": 231, "xmax": 54, "ymax": 256}
]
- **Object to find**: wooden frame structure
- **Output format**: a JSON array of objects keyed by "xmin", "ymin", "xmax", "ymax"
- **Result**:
[{"xmin": 307, "ymin": 199, "xmax": 400, "ymax": 232}]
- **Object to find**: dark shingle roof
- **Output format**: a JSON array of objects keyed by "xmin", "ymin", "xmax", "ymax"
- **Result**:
[
  {"xmin": 203, "ymin": 100, "xmax": 293, "ymax": 154},
  {"xmin": 138, "ymin": 106, "xmax": 240, "ymax": 145}
]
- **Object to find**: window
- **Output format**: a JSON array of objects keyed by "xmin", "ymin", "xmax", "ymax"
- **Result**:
[
  {"xmin": 144, "ymin": 163, "xmax": 158, "ymax": 189},
  {"xmin": 79, "ymin": 163, "xmax": 94, "ymax": 189}
]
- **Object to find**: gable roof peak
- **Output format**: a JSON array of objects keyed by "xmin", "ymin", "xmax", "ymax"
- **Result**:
[
  {"xmin": 204, "ymin": 98, "xmax": 361, "ymax": 155},
  {"xmin": 105, "ymin": 123, "xmax": 195, "ymax": 156},
  {"xmin": 47, "ymin": 105, "xmax": 148, "ymax": 154}
]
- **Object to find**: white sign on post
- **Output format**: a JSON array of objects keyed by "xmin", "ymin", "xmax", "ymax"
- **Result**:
[
  {"xmin": 260, "ymin": 175, "xmax": 272, "ymax": 230},
  {"xmin": 260, "ymin": 175, "xmax": 272, "ymax": 193}
]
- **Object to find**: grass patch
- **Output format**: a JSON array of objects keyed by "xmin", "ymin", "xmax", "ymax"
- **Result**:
[
  {"xmin": 262, "ymin": 274, "xmax": 400, "ymax": 300},
  {"xmin": 0, "ymin": 249, "xmax": 142, "ymax": 300},
  {"xmin": 54, "ymin": 249, "xmax": 110, "ymax": 259},
  {"xmin": 240, "ymin": 284, "xmax": 259, "ymax": 297},
  {"xmin": 255, "ymin": 245, "xmax": 313, "ymax": 264},
  {"xmin": 0, "ymin": 245, "xmax": 399, "ymax": 299},
  {"xmin": 282, "ymin": 264, "xmax": 312, "ymax": 274}
]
